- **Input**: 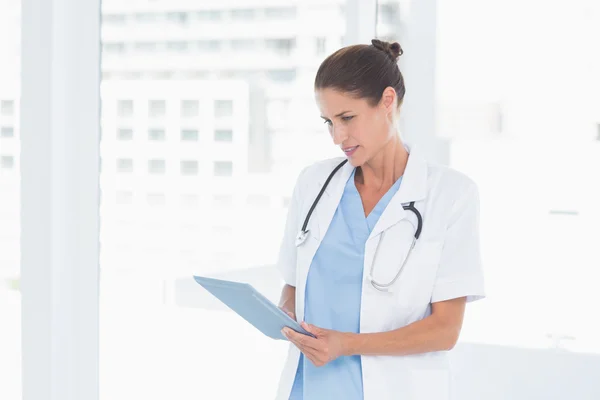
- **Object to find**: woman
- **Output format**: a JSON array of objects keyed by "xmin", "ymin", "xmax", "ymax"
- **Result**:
[{"xmin": 275, "ymin": 39, "xmax": 485, "ymax": 400}]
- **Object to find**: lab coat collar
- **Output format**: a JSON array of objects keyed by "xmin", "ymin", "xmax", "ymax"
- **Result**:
[
  {"xmin": 314, "ymin": 143, "xmax": 428, "ymax": 239},
  {"xmin": 314, "ymin": 158, "xmax": 355, "ymax": 239},
  {"xmin": 370, "ymin": 143, "xmax": 429, "ymax": 238}
]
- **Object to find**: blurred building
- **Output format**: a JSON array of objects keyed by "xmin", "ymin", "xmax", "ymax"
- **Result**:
[{"xmin": 2, "ymin": 0, "xmax": 599, "ymax": 304}]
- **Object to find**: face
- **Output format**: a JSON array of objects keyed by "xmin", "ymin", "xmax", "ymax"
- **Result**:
[{"xmin": 315, "ymin": 87, "xmax": 397, "ymax": 167}]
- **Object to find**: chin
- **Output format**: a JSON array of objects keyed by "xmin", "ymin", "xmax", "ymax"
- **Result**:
[{"xmin": 346, "ymin": 155, "xmax": 365, "ymax": 168}]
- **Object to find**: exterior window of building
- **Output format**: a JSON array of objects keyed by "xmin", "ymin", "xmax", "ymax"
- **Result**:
[
  {"xmin": 148, "ymin": 159, "xmax": 166, "ymax": 174},
  {"xmin": 117, "ymin": 128, "xmax": 133, "ymax": 140},
  {"xmin": 181, "ymin": 100, "xmax": 199, "ymax": 118},
  {"xmin": 180, "ymin": 160, "xmax": 199, "ymax": 176},
  {"xmin": 149, "ymin": 129, "xmax": 166, "ymax": 141},
  {"xmin": 214, "ymin": 161, "xmax": 233, "ymax": 177},
  {"xmin": 214, "ymin": 129, "xmax": 233, "ymax": 142},
  {"xmin": 214, "ymin": 100, "xmax": 233, "ymax": 118},
  {"xmin": 117, "ymin": 100, "xmax": 134, "ymax": 117},
  {"xmin": 181, "ymin": 129, "xmax": 199, "ymax": 141},
  {"xmin": 149, "ymin": 100, "xmax": 166, "ymax": 117},
  {"xmin": 116, "ymin": 158, "xmax": 133, "ymax": 173}
]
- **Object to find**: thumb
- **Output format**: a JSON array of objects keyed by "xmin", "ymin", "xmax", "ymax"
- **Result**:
[{"xmin": 301, "ymin": 321, "xmax": 323, "ymax": 336}]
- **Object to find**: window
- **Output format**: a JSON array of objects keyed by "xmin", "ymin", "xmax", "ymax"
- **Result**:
[
  {"xmin": 180, "ymin": 194, "xmax": 199, "ymax": 208},
  {"xmin": 316, "ymin": 37, "xmax": 327, "ymax": 55},
  {"xmin": 116, "ymin": 158, "xmax": 133, "ymax": 173},
  {"xmin": 214, "ymin": 129, "xmax": 233, "ymax": 142},
  {"xmin": 167, "ymin": 41, "xmax": 188, "ymax": 52},
  {"xmin": 266, "ymin": 39, "xmax": 296, "ymax": 56},
  {"xmin": 214, "ymin": 100, "xmax": 233, "ymax": 118},
  {"xmin": 197, "ymin": 40, "xmax": 221, "ymax": 52},
  {"xmin": 196, "ymin": 10, "xmax": 222, "ymax": 21},
  {"xmin": 1, "ymin": 100, "xmax": 15, "ymax": 116},
  {"xmin": 146, "ymin": 193, "xmax": 166, "ymax": 206},
  {"xmin": 135, "ymin": 13, "xmax": 157, "ymax": 23},
  {"xmin": 247, "ymin": 194, "xmax": 270, "ymax": 208},
  {"xmin": 265, "ymin": 7, "xmax": 296, "ymax": 20},
  {"xmin": 148, "ymin": 129, "xmax": 166, "ymax": 141},
  {"xmin": 103, "ymin": 42, "xmax": 126, "ymax": 54},
  {"xmin": 150, "ymin": 71, "xmax": 174, "ymax": 80},
  {"xmin": 135, "ymin": 42, "xmax": 158, "ymax": 52},
  {"xmin": 182, "ymin": 70, "xmax": 210, "ymax": 80},
  {"xmin": 1, "ymin": 126, "xmax": 15, "ymax": 138},
  {"xmin": 148, "ymin": 100, "xmax": 166, "ymax": 118},
  {"xmin": 267, "ymin": 69, "xmax": 296, "ymax": 83},
  {"xmin": 0, "ymin": 155, "xmax": 14, "ymax": 169},
  {"xmin": 116, "ymin": 191, "xmax": 133, "ymax": 205},
  {"xmin": 98, "ymin": 2, "xmax": 347, "ymax": 398},
  {"xmin": 181, "ymin": 129, "xmax": 199, "ymax": 141},
  {"xmin": 103, "ymin": 14, "xmax": 127, "ymax": 25},
  {"xmin": 148, "ymin": 159, "xmax": 166, "ymax": 174},
  {"xmin": 180, "ymin": 160, "xmax": 199, "ymax": 176},
  {"xmin": 167, "ymin": 12, "xmax": 188, "ymax": 25},
  {"xmin": 212, "ymin": 194, "xmax": 233, "ymax": 207},
  {"xmin": 231, "ymin": 9, "xmax": 255, "ymax": 20},
  {"xmin": 117, "ymin": 100, "xmax": 134, "ymax": 118},
  {"xmin": 214, "ymin": 161, "xmax": 233, "ymax": 177},
  {"xmin": 181, "ymin": 100, "xmax": 199, "ymax": 118},
  {"xmin": 212, "ymin": 225, "xmax": 233, "ymax": 237},
  {"xmin": 231, "ymin": 39, "xmax": 257, "ymax": 51},
  {"xmin": 117, "ymin": 128, "xmax": 133, "ymax": 140}
]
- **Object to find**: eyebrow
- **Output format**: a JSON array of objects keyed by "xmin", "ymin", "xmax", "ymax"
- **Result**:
[{"xmin": 320, "ymin": 111, "xmax": 352, "ymax": 119}]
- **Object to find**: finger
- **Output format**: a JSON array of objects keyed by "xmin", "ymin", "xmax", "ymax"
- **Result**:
[
  {"xmin": 284, "ymin": 328, "xmax": 317, "ymax": 347},
  {"xmin": 295, "ymin": 343, "xmax": 320, "ymax": 363},
  {"xmin": 285, "ymin": 336, "xmax": 326, "ymax": 367},
  {"xmin": 301, "ymin": 321, "xmax": 325, "ymax": 338},
  {"xmin": 294, "ymin": 333, "xmax": 322, "ymax": 351},
  {"xmin": 303, "ymin": 350, "xmax": 326, "ymax": 367},
  {"xmin": 283, "ymin": 328, "xmax": 306, "ymax": 343}
]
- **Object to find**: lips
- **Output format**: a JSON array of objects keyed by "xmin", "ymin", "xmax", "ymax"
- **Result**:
[{"xmin": 343, "ymin": 145, "xmax": 359, "ymax": 156}]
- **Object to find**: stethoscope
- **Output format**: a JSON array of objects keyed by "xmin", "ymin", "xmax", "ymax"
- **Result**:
[{"xmin": 295, "ymin": 159, "xmax": 423, "ymax": 292}]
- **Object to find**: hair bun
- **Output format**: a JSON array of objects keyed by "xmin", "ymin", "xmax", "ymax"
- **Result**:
[{"xmin": 371, "ymin": 39, "xmax": 404, "ymax": 61}]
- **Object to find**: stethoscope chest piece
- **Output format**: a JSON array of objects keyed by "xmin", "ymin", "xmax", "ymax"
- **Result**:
[{"xmin": 295, "ymin": 230, "xmax": 309, "ymax": 247}]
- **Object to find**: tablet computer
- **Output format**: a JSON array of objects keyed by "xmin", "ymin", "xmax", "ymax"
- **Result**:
[{"xmin": 193, "ymin": 275, "xmax": 315, "ymax": 340}]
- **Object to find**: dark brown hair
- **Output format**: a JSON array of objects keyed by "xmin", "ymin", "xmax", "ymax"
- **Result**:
[{"xmin": 314, "ymin": 39, "xmax": 405, "ymax": 108}]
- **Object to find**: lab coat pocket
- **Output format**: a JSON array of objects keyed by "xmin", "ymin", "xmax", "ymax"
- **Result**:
[{"xmin": 394, "ymin": 239, "xmax": 444, "ymax": 310}]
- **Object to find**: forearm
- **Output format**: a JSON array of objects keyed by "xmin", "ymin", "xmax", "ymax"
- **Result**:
[
  {"xmin": 344, "ymin": 314, "xmax": 460, "ymax": 357},
  {"xmin": 278, "ymin": 284, "xmax": 296, "ymax": 313}
]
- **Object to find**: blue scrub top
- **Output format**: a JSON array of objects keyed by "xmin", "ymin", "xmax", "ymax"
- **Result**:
[{"xmin": 289, "ymin": 168, "xmax": 402, "ymax": 400}]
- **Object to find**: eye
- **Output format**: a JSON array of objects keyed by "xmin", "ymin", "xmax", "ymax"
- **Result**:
[
  {"xmin": 342, "ymin": 116, "xmax": 354, "ymax": 122},
  {"xmin": 323, "ymin": 119, "xmax": 332, "ymax": 127}
]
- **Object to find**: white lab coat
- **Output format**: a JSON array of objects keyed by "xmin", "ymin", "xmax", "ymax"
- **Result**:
[{"xmin": 274, "ymin": 144, "xmax": 485, "ymax": 400}]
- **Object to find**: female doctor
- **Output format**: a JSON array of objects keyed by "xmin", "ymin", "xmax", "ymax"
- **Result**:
[{"xmin": 275, "ymin": 39, "xmax": 485, "ymax": 400}]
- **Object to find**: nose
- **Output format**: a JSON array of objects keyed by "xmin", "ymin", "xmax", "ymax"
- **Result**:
[{"xmin": 331, "ymin": 125, "xmax": 348, "ymax": 146}]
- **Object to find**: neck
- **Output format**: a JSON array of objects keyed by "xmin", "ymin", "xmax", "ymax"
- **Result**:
[{"xmin": 356, "ymin": 137, "xmax": 408, "ymax": 191}]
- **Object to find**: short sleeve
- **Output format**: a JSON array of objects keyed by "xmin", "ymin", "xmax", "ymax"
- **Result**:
[
  {"xmin": 431, "ymin": 182, "xmax": 485, "ymax": 303},
  {"xmin": 275, "ymin": 168, "xmax": 306, "ymax": 287}
]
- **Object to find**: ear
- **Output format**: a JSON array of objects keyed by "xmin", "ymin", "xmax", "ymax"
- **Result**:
[{"xmin": 380, "ymin": 86, "xmax": 397, "ymax": 114}]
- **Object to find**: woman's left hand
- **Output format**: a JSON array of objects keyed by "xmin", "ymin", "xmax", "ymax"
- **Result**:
[{"xmin": 282, "ymin": 322, "xmax": 352, "ymax": 367}]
